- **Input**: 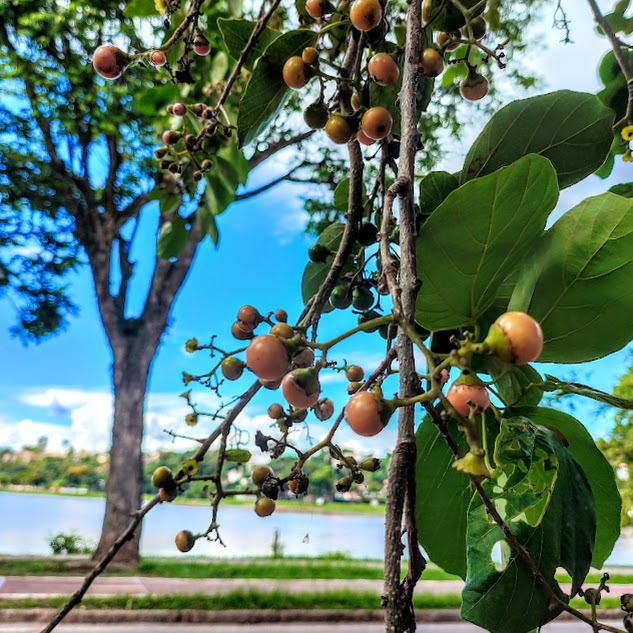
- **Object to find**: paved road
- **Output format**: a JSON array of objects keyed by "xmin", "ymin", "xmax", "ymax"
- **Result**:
[{"xmin": 0, "ymin": 622, "xmax": 624, "ymax": 633}]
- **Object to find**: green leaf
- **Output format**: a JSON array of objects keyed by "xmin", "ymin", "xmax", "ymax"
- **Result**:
[
  {"xmin": 218, "ymin": 18, "xmax": 279, "ymax": 69},
  {"xmin": 237, "ymin": 29, "xmax": 316, "ymax": 147},
  {"xmin": 198, "ymin": 190, "xmax": 220, "ymax": 246},
  {"xmin": 542, "ymin": 374, "xmax": 633, "ymax": 409},
  {"xmin": 211, "ymin": 51, "xmax": 230, "ymax": 82},
  {"xmin": 509, "ymin": 193, "xmax": 633, "ymax": 363},
  {"xmin": 157, "ymin": 216, "xmax": 188, "ymax": 259},
  {"xmin": 462, "ymin": 91, "xmax": 615, "ymax": 189},
  {"xmin": 418, "ymin": 171, "xmax": 459, "ymax": 216},
  {"xmin": 415, "ymin": 155, "xmax": 558, "ymax": 331},
  {"xmin": 462, "ymin": 419, "xmax": 595, "ymax": 633},
  {"xmin": 333, "ymin": 179, "xmax": 350, "ymax": 213},
  {"xmin": 415, "ymin": 418, "xmax": 473, "ymax": 579},
  {"xmin": 609, "ymin": 182, "xmax": 633, "ymax": 197},
  {"xmin": 511, "ymin": 407, "xmax": 621, "ymax": 569},
  {"xmin": 474, "ymin": 356, "xmax": 543, "ymax": 408},
  {"xmin": 148, "ymin": 185, "xmax": 182, "ymax": 216},
  {"xmin": 218, "ymin": 142, "xmax": 250, "ymax": 186},
  {"xmin": 124, "ymin": 0, "xmax": 158, "ymax": 17}
]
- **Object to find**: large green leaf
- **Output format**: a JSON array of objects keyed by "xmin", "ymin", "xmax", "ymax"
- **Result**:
[
  {"xmin": 415, "ymin": 154, "xmax": 558, "ymax": 331},
  {"xmin": 218, "ymin": 18, "xmax": 280, "ymax": 69},
  {"xmin": 237, "ymin": 30, "xmax": 317, "ymax": 147},
  {"xmin": 473, "ymin": 356, "xmax": 543, "ymax": 408},
  {"xmin": 157, "ymin": 215, "xmax": 189, "ymax": 259},
  {"xmin": 512, "ymin": 406, "xmax": 621, "ymax": 568},
  {"xmin": 461, "ymin": 419, "xmax": 595, "ymax": 633},
  {"xmin": 124, "ymin": 0, "xmax": 158, "ymax": 17},
  {"xmin": 509, "ymin": 193, "xmax": 633, "ymax": 363},
  {"xmin": 462, "ymin": 91, "xmax": 615, "ymax": 189},
  {"xmin": 415, "ymin": 418, "xmax": 472, "ymax": 579}
]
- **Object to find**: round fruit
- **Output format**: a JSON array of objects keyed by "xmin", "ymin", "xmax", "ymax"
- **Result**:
[
  {"xmin": 361, "ymin": 107, "xmax": 393, "ymax": 140},
  {"xmin": 346, "ymin": 365, "xmax": 364, "ymax": 382},
  {"xmin": 232, "ymin": 321, "xmax": 254, "ymax": 340},
  {"xmin": 221, "ymin": 357, "xmax": 244, "ymax": 381},
  {"xmin": 255, "ymin": 497, "xmax": 276, "ymax": 517},
  {"xmin": 288, "ymin": 473, "xmax": 309, "ymax": 495},
  {"xmin": 358, "ymin": 309, "xmax": 383, "ymax": 332},
  {"xmin": 351, "ymin": 93, "xmax": 362, "ymax": 111},
  {"xmin": 252, "ymin": 464, "xmax": 274, "ymax": 486},
  {"xmin": 345, "ymin": 391, "xmax": 388, "ymax": 437},
  {"xmin": 419, "ymin": 48, "xmax": 444, "ymax": 77},
  {"xmin": 437, "ymin": 31, "xmax": 460, "ymax": 51},
  {"xmin": 159, "ymin": 485, "xmax": 178, "ymax": 502},
  {"xmin": 352, "ymin": 286, "xmax": 374, "ymax": 311},
  {"xmin": 325, "ymin": 115, "xmax": 354, "ymax": 144},
  {"xmin": 357, "ymin": 222, "xmax": 378, "ymax": 246},
  {"xmin": 309, "ymin": 243, "xmax": 331, "ymax": 262},
  {"xmin": 304, "ymin": 102, "xmax": 330, "ymax": 130},
  {"xmin": 175, "ymin": 530, "xmax": 195, "ymax": 552},
  {"xmin": 292, "ymin": 347, "xmax": 315, "ymax": 368},
  {"xmin": 487, "ymin": 311, "xmax": 543, "ymax": 365},
  {"xmin": 314, "ymin": 397, "xmax": 335, "ymax": 420},
  {"xmin": 260, "ymin": 377, "xmax": 283, "ymax": 390},
  {"xmin": 463, "ymin": 15, "xmax": 487, "ymax": 40},
  {"xmin": 306, "ymin": 0, "xmax": 326, "ymax": 19},
  {"xmin": 460, "ymin": 71, "xmax": 489, "ymax": 101},
  {"xmin": 329, "ymin": 284, "xmax": 352, "ymax": 309},
  {"xmin": 152, "ymin": 466, "xmax": 173, "ymax": 489},
  {"xmin": 283, "ymin": 56, "xmax": 308, "ymax": 90},
  {"xmin": 237, "ymin": 305, "xmax": 261, "ymax": 332},
  {"xmin": 302, "ymin": 46, "xmax": 319, "ymax": 64},
  {"xmin": 270, "ymin": 322, "xmax": 294, "ymax": 339},
  {"xmin": 173, "ymin": 103, "xmax": 187, "ymax": 117},
  {"xmin": 368, "ymin": 53, "xmax": 400, "ymax": 86},
  {"xmin": 350, "ymin": 0, "xmax": 382, "ymax": 31},
  {"xmin": 151, "ymin": 50, "xmax": 167, "ymax": 66},
  {"xmin": 275, "ymin": 309, "xmax": 288, "ymax": 323},
  {"xmin": 162, "ymin": 130, "xmax": 181, "ymax": 146},
  {"xmin": 246, "ymin": 335, "xmax": 290, "ymax": 381},
  {"xmin": 356, "ymin": 129, "xmax": 376, "ymax": 146},
  {"xmin": 268, "ymin": 403, "xmax": 284, "ymax": 419},
  {"xmin": 92, "ymin": 45, "xmax": 128, "ymax": 79},
  {"xmin": 193, "ymin": 34, "xmax": 211, "ymax": 56},
  {"xmin": 281, "ymin": 370, "xmax": 321, "ymax": 409},
  {"xmin": 446, "ymin": 381, "xmax": 490, "ymax": 416}
]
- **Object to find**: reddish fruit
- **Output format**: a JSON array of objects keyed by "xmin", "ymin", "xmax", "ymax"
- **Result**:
[
  {"xmin": 356, "ymin": 129, "xmax": 376, "ymax": 146},
  {"xmin": 151, "ymin": 50, "xmax": 167, "ymax": 67},
  {"xmin": 252, "ymin": 464, "xmax": 274, "ymax": 486},
  {"xmin": 193, "ymin": 33, "xmax": 211, "ymax": 56},
  {"xmin": 460, "ymin": 70, "xmax": 489, "ymax": 101},
  {"xmin": 437, "ymin": 31, "xmax": 460, "ymax": 51},
  {"xmin": 325, "ymin": 115, "xmax": 354, "ymax": 144},
  {"xmin": 419, "ymin": 48, "xmax": 444, "ymax": 77},
  {"xmin": 350, "ymin": 0, "xmax": 382, "ymax": 31},
  {"xmin": 440, "ymin": 368, "xmax": 450, "ymax": 386},
  {"xmin": 281, "ymin": 369, "xmax": 321, "ymax": 409},
  {"xmin": 275, "ymin": 309, "xmax": 288, "ymax": 323},
  {"xmin": 260, "ymin": 377, "xmax": 283, "ymax": 390},
  {"xmin": 232, "ymin": 321, "xmax": 254, "ymax": 340},
  {"xmin": 270, "ymin": 323, "xmax": 294, "ymax": 339},
  {"xmin": 486, "ymin": 311, "xmax": 544, "ymax": 365},
  {"xmin": 255, "ymin": 497, "xmax": 276, "ymax": 517},
  {"xmin": 361, "ymin": 107, "xmax": 392, "ymax": 140},
  {"xmin": 175, "ymin": 530, "xmax": 195, "ymax": 552},
  {"xmin": 283, "ymin": 56, "xmax": 308, "ymax": 89},
  {"xmin": 346, "ymin": 365, "xmax": 365, "ymax": 382},
  {"xmin": 302, "ymin": 47, "xmax": 319, "ymax": 64},
  {"xmin": 246, "ymin": 335, "xmax": 290, "ymax": 381},
  {"xmin": 268, "ymin": 403, "xmax": 284, "ymax": 419},
  {"xmin": 159, "ymin": 484, "xmax": 178, "ymax": 502},
  {"xmin": 306, "ymin": 0, "xmax": 326, "ymax": 18},
  {"xmin": 173, "ymin": 103, "xmax": 187, "ymax": 116},
  {"xmin": 368, "ymin": 53, "xmax": 400, "ymax": 87},
  {"xmin": 237, "ymin": 305, "xmax": 261, "ymax": 332},
  {"xmin": 162, "ymin": 130, "xmax": 181, "ymax": 146},
  {"xmin": 345, "ymin": 391, "xmax": 391, "ymax": 437},
  {"xmin": 446, "ymin": 381, "xmax": 490, "ymax": 416},
  {"xmin": 314, "ymin": 397, "xmax": 335, "ymax": 420},
  {"xmin": 92, "ymin": 45, "xmax": 128, "ymax": 80},
  {"xmin": 292, "ymin": 347, "xmax": 315, "ymax": 368}
]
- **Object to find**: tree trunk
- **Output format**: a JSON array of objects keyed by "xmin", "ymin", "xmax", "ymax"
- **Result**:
[{"xmin": 93, "ymin": 338, "xmax": 155, "ymax": 564}]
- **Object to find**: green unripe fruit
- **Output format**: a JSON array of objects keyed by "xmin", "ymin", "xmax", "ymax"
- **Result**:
[
  {"xmin": 221, "ymin": 357, "xmax": 245, "ymax": 380},
  {"xmin": 303, "ymin": 102, "xmax": 330, "ymax": 129},
  {"xmin": 358, "ymin": 309, "xmax": 382, "ymax": 332},
  {"xmin": 152, "ymin": 466, "xmax": 174, "ymax": 489},
  {"xmin": 357, "ymin": 222, "xmax": 378, "ymax": 246},
  {"xmin": 352, "ymin": 286, "xmax": 374, "ymax": 311},
  {"xmin": 309, "ymin": 243, "xmax": 331, "ymax": 263},
  {"xmin": 330, "ymin": 284, "xmax": 352, "ymax": 309}
]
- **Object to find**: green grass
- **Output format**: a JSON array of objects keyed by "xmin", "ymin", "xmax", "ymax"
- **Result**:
[
  {"xmin": 0, "ymin": 590, "xmax": 463, "ymax": 611},
  {"xmin": 0, "ymin": 557, "xmax": 461, "ymax": 581}
]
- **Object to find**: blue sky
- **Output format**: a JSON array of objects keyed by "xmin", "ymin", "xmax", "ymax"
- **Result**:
[{"xmin": 0, "ymin": 2, "xmax": 631, "ymax": 460}]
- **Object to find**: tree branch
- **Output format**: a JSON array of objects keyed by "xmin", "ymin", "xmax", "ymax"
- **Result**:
[
  {"xmin": 234, "ymin": 162, "xmax": 310, "ymax": 201},
  {"xmin": 248, "ymin": 130, "xmax": 315, "ymax": 169}
]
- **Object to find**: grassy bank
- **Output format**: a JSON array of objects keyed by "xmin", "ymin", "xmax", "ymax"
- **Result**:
[
  {"xmin": 0, "ymin": 557, "xmax": 459, "ymax": 581},
  {"xmin": 0, "ymin": 590, "xmax": 621, "ymax": 612}
]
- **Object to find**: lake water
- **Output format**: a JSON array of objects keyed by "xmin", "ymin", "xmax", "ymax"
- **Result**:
[{"xmin": 2, "ymin": 491, "xmax": 633, "ymax": 565}]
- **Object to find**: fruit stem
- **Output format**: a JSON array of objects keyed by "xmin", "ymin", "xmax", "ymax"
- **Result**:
[
  {"xmin": 311, "ymin": 313, "xmax": 396, "ymax": 350},
  {"xmin": 318, "ymin": 20, "xmax": 350, "ymax": 35}
]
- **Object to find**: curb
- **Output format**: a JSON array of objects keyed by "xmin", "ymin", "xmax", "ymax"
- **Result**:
[{"xmin": 0, "ymin": 608, "xmax": 624, "ymax": 625}]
